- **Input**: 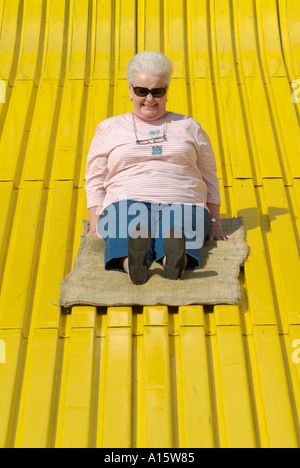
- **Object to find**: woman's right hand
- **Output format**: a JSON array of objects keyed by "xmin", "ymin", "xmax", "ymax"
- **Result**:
[
  {"xmin": 89, "ymin": 227, "xmax": 99, "ymax": 238},
  {"xmin": 88, "ymin": 206, "xmax": 101, "ymax": 238}
]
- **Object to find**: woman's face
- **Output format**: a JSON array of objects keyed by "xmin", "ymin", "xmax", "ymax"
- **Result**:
[{"xmin": 129, "ymin": 72, "xmax": 169, "ymax": 122}]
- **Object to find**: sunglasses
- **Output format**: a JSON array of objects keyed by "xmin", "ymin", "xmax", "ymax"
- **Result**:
[{"xmin": 132, "ymin": 85, "xmax": 167, "ymax": 98}]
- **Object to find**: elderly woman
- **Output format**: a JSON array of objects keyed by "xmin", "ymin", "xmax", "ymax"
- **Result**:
[{"xmin": 86, "ymin": 52, "xmax": 230, "ymax": 285}]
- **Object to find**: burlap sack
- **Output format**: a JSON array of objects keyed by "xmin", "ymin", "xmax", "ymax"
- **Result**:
[{"xmin": 59, "ymin": 217, "xmax": 249, "ymax": 307}]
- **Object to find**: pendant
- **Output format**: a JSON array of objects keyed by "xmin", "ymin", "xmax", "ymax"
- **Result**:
[{"xmin": 152, "ymin": 145, "xmax": 163, "ymax": 156}]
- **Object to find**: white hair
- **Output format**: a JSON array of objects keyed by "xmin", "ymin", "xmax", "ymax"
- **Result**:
[{"xmin": 127, "ymin": 52, "xmax": 174, "ymax": 87}]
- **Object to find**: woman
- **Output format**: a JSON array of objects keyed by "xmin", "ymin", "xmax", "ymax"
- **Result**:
[{"xmin": 86, "ymin": 52, "xmax": 230, "ymax": 285}]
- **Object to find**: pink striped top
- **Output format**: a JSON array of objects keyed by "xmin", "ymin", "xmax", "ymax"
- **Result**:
[{"xmin": 85, "ymin": 112, "xmax": 221, "ymax": 215}]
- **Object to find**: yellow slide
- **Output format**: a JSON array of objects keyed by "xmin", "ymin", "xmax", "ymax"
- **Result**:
[{"xmin": 0, "ymin": 0, "xmax": 300, "ymax": 448}]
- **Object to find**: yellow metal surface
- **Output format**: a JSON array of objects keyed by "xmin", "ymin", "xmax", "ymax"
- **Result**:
[{"xmin": 0, "ymin": 0, "xmax": 300, "ymax": 448}]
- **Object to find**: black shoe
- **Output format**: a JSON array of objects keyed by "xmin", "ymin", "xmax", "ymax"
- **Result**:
[
  {"xmin": 163, "ymin": 227, "xmax": 186, "ymax": 280},
  {"xmin": 128, "ymin": 226, "xmax": 151, "ymax": 285}
]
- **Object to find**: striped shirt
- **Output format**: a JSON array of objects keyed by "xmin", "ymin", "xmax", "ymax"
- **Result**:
[{"xmin": 85, "ymin": 112, "xmax": 221, "ymax": 215}]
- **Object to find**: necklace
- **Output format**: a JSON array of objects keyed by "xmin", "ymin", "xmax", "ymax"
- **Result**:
[{"xmin": 132, "ymin": 114, "xmax": 168, "ymax": 145}]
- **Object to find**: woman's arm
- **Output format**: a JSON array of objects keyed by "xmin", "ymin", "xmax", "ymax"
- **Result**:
[
  {"xmin": 88, "ymin": 206, "xmax": 100, "ymax": 238},
  {"xmin": 85, "ymin": 123, "xmax": 109, "ymax": 237},
  {"xmin": 206, "ymin": 202, "xmax": 231, "ymax": 241},
  {"xmin": 195, "ymin": 125, "xmax": 231, "ymax": 242}
]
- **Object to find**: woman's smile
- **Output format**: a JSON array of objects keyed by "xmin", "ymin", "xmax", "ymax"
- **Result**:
[{"xmin": 142, "ymin": 103, "xmax": 159, "ymax": 110}]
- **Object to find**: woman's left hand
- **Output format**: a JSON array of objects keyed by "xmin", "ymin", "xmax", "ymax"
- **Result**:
[{"xmin": 209, "ymin": 221, "xmax": 232, "ymax": 241}]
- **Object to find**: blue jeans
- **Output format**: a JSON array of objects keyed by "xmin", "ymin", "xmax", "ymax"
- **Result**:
[{"xmin": 97, "ymin": 199, "xmax": 210, "ymax": 272}]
